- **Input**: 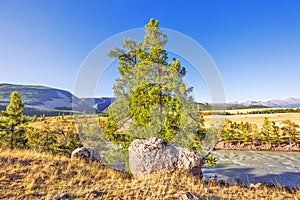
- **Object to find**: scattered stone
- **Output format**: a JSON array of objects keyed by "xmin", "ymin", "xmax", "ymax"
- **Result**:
[
  {"xmin": 128, "ymin": 137, "xmax": 204, "ymax": 179},
  {"xmin": 19, "ymin": 160, "xmax": 31, "ymax": 166},
  {"xmin": 71, "ymin": 147, "xmax": 101, "ymax": 162},
  {"xmin": 176, "ymin": 191, "xmax": 198, "ymax": 200},
  {"xmin": 53, "ymin": 192, "xmax": 73, "ymax": 200}
]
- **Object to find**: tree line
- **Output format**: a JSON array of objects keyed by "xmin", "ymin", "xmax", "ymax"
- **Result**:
[
  {"xmin": 220, "ymin": 118, "xmax": 300, "ymax": 147},
  {"xmin": 247, "ymin": 108, "xmax": 300, "ymax": 115}
]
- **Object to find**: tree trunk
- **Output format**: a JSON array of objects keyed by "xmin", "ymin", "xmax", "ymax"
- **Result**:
[
  {"xmin": 157, "ymin": 64, "xmax": 163, "ymax": 134},
  {"xmin": 10, "ymin": 125, "xmax": 14, "ymax": 149}
]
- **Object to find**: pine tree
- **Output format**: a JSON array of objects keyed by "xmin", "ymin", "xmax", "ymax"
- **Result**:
[
  {"xmin": 239, "ymin": 121, "xmax": 252, "ymax": 145},
  {"xmin": 221, "ymin": 119, "xmax": 235, "ymax": 143},
  {"xmin": 0, "ymin": 91, "xmax": 27, "ymax": 149},
  {"xmin": 261, "ymin": 117, "xmax": 273, "ymax": 145},
  {"xmin": 281, "ymin": 120, "xmax": 299, "ymax": 146},
  {"xmin": 271, "ymin": 121, "xmax": 281, "ymax": 147},
  {"xmin": 103, "ymin": 19, "xmax": 202, "ymax": 150}
]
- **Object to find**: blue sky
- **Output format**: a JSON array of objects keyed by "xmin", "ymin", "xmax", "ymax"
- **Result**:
[{"xmin": 0, "ymin": 0, "xmax": 299, "ymax": 102}]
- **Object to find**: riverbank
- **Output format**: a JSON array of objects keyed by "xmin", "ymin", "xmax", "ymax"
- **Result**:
[{"xmin": 214, "ymin": 141, "xmax": 300, "ymax": 152}]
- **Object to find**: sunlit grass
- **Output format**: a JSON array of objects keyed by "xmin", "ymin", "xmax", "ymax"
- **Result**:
[
  {"xmin": 0, "ymin": 148, "xmax": 299, "ymax": 199},
  {"xmin": 204, "ymin": 112, "xmax": 300, "ymax": 128}
]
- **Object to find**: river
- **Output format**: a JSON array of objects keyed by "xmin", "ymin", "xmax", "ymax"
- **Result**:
[{"xmin": 202, "ymin": 150, "xmax": 300, "ymax": 187}]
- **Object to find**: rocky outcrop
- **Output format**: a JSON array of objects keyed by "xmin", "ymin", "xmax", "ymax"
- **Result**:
[
  {"xmin": 71, "ymin": 147, "xmax": 101, "ymax": 162},
  {"xmin": 128, "ymin": 137, "xmax": 204, "ymax": 179}
]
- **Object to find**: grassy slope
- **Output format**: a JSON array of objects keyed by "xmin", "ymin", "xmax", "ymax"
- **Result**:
[{"xmin": 0, "ymin": 148, "xmax": 299, "ymax": 199}]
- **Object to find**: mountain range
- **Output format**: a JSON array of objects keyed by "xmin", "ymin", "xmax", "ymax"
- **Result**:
[
  {"xmin": 0, "ymin": 83, "xmax": 299, "ymax": 116},
  {"xmin": 225, "ymin": 97, "xmax": 300, "ymax": 108},
  {"xmin": 0, "ymin": 83, "xmax": 114, "ymax": 116}
]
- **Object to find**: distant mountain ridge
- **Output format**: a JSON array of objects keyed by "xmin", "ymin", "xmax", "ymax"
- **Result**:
[
  {"xmin": 1, "ymin": 83, "xmax": 299, "ymax": 116},
  {"xmin": 226, "ymin": 97, "xmax": 300, "ymax": 108},
  {"xmin": 81, "ymin": 97, "xmax": 116, "ymax": 113},
  {"xmin": 0, "ymin": 83, "xmax": 114, "ymax": 116}
]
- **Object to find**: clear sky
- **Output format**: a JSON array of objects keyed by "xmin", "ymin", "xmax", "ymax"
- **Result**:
[{"xmin": 0, "ymin": 0, "xmax": 299, "ymax": 102}]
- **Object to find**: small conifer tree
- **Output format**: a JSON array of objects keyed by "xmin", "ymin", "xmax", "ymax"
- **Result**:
[{"xmin": 0, "ymin": 91, "xmax": 27, "ymax": 149}]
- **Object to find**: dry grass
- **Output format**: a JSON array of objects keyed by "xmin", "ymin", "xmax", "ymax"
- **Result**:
[
  {"xmin": 30, "ymin": 111, "xmax": 300, "ymax": 131},
  {"xmin": 0, "ymin": 148, "xmax": 299, "ymax": 199},
  {"xmin": 28, "ymin": 115, "xmax": 75, "ymax": 129},
  {"xmin": 204, "ymin": 113, "xmax": 300, "ymax": 128}
]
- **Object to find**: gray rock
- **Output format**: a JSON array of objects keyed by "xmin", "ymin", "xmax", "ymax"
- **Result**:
[
  {"xmin": 128, "ymin": 137, "xmax": 204, "ymax": 179},
  {"xmin": 71, "ymin": 147, "xmax": 101, "ymax": 162},
  {"xmin": 53, "ymin": 192, "xmax": 73, "ymax": 200}
]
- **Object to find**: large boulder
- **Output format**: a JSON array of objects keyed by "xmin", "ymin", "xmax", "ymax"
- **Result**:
[
  {"xmin": 71, "ymin": 147, "xmax": 101, "ymax": 162},
  {"xmin": 128, "ymin": 137, "xmax": 204, "ymax": 179}
]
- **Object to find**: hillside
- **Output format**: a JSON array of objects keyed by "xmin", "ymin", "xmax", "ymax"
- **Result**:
[
  {"xmin": 81, "ymin": 97, "xmax": 116, "ymax": 113},
  {"xmin": 0, "ymin": 148, "xmax": 298, "ymax": 199},
  {"xmin": 0, "ymin": 83, "xmax": 95, "ymax": 116}
]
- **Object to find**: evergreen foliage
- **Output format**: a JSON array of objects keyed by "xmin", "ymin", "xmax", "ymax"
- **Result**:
[
  {"xmin": 102, "ymin": 19, "xmax": 203, "ymax": 150},
  {"xmin": 261, "ymin": 117, "xmax": 273, "ymax": 144},
  {"xmin": 0, "ymin": 91, "xmax": 28, "ymax": 149},
  {"xmin": 281, "ymin": 120, "xmax": 299, "ymax": 146},
  {"xmin": 247, "ymin": 108, "xmax": 300, "ymax": 114}
]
